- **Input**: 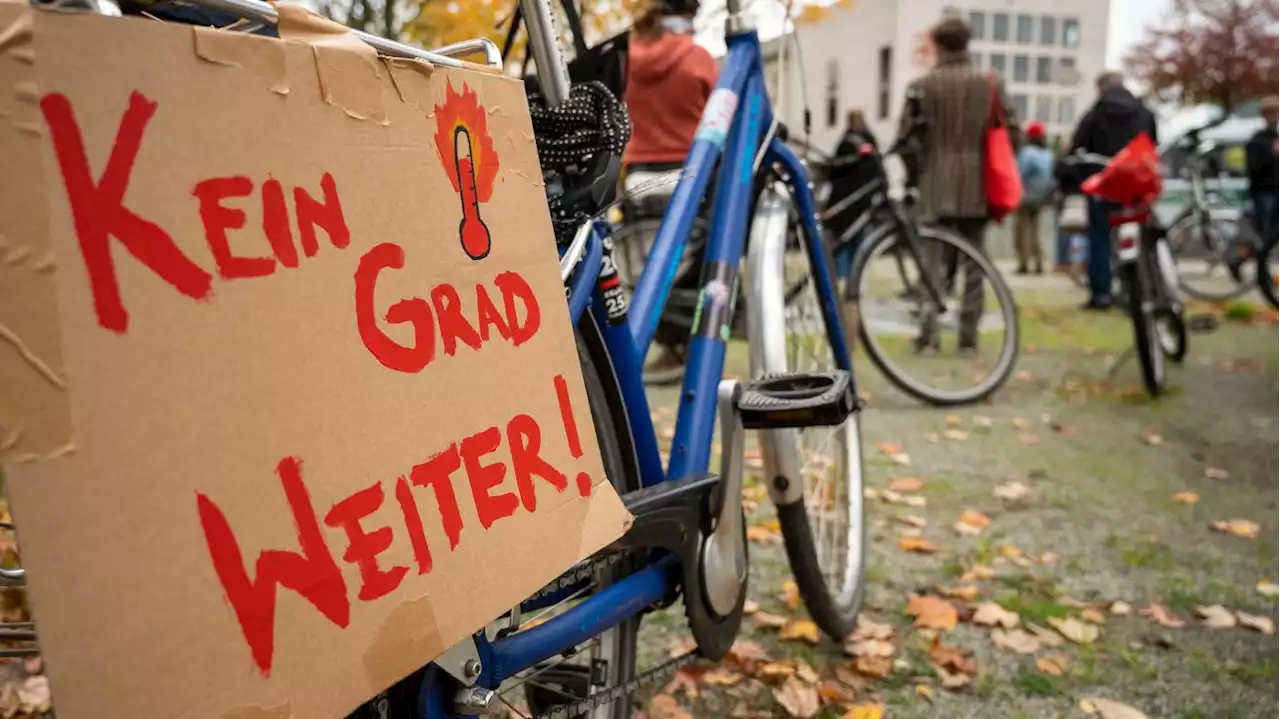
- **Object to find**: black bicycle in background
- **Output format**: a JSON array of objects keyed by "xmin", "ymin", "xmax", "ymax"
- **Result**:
[{"xmin": 811, "ymin": 132, "xmax": 1020, "ymax": 406}]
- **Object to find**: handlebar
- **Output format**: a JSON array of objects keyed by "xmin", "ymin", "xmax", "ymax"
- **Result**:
[{"xmin": 1061, "ymin": 151, "xmax": 1113, "ymax": 168}]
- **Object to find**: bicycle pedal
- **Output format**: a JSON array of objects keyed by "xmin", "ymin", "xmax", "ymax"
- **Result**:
[{"xmin": 735, "ymin": 372, "xmax": 857, "ymax": 430}]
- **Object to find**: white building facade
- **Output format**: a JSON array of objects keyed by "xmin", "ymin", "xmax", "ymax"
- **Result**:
[{"xmin": 767, "ymin": 0, "xmax": 1111, "ymax": 156}]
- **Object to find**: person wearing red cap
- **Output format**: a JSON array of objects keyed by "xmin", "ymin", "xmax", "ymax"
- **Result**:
[{"xmin": 1015, "ymin": 121, "xmax": 1055, "ymax": 274}]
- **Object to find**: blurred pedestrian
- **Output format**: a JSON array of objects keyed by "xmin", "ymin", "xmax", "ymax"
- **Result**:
[
  {"xmin": 826, "ymin": 109, "xmax": 880, "ymax": 280},
  {"xmin": 1015, "ymin": 121, "xmax": 1054, "ymax": 274},
  {"xmin": 896, "ymin": 16, "xmax": 1015, "ymax": 355},
  {"xmin": 1065, "ymin": 71, "xmax": 1158, "ymax": 310},
  {"xmin": 623, "ymin": 0, "xmax": 716, "ymax": 382},
  {"xmin": 1246, "ymin": 95, "xmax": 1278, "ymax": 242}
]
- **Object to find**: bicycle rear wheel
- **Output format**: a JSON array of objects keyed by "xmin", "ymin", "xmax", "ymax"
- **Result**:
[
  {"xmin": 748, "ymin": 183, "xmax": 866, "ymax": 640},
  {"xmin": 1169, "ymin": 212, "xmax": 1255, "ymax": 301},
  {"xmin": 851, "ymin": 224, "xmax": 1020, "ymax": 406},
  {"xmin": 1118, "ymin": 259, "xmax": 1166, "ymax": 397}
]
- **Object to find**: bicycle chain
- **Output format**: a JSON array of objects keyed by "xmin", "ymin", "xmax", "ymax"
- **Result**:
[
  {"xmin": 531, "ymin": 651, "xmax": 700, "ymax": 719},
  {"xmin": 525, "ymin": 550, "xmax": 631, "ymax": 603}
]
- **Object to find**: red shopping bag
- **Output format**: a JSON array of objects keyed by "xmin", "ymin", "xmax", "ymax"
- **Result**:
[
  {"xmin": 1080, "ymin": 133, "xmax": 1163, "ymax": 209},
  {"xmin": 984, "ymin": 73, "xmax": 1022, "ymax": 222}
]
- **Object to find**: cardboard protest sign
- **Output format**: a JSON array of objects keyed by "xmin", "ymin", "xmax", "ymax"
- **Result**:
[{"xmin": 0, "ymin": 6, "xmax": 632, "ymax": 718}]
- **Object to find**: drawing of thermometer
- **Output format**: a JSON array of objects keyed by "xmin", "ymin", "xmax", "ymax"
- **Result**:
[{"xmin": 454, "ymin": 127, "xmax": 491, "ymax": 260}]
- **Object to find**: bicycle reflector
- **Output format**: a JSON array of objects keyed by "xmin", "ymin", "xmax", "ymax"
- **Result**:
[{"xmin": 1080, "ymin": 133, "xmax": 1163, "ymax": 216}]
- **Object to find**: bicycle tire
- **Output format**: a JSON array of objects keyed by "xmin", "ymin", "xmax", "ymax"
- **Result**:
[
  {"xmin": 1118, "ymin": 261, "xmax": 1165, "ymax": 397},
  {"xmin": 1259, "ymin": 236, "xmax": 1278, "ymax": 309},
  {"xmin": 1169, "ymin": 212, "xmax": 1254, "ymax": 302},
  {"xmin": 850, "ymin": 224, "xmax": 1021, "ymax": 406},
  {"xmin": 749, "ymin": 183, "xmax": 866, "ymax": 641},
  {"xmin": 1149, "ymin": 239, "xmax": 1187, "ymax": 363}
]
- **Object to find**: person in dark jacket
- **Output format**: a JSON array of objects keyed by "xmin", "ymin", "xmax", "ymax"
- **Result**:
[
  {"xmin": 1067, "ymin": 71, "xmax": 1159, "ymax": 310},
  {"xmin": 826, "ymin": 109, "xmax": 880, "ymax": 279},
  {"xmin": 1246, "ymin": 96, "xmax": 1279, "ymax": 242}
]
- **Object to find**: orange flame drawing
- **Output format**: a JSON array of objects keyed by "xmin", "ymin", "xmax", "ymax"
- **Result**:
[{"xmin": 433, "ymin": 80, "xmax": 500, "ymax": 202}]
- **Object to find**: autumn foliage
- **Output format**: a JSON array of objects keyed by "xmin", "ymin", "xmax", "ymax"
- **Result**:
[{"xmin": 1124, "ymin": 0, "xmax": 1279, "ymax": 112}]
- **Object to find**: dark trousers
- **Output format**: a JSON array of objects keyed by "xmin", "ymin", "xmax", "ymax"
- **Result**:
[
  {"xmin": 1086, "ymin": 198, "xmax": 1117, "ymax": 302},
  {"xmin": 1253, "ymin": 190, "xmax": 1278, "ymax": 242},
  {"xmin": 921, "ymin": 217, "xmax": 987, "ymax": 348}
]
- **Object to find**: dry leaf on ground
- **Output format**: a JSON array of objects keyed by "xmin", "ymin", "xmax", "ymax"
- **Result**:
[
  {"xmin": 972, "ymin": 602, "xmax": 1020, "ymax": 629},
  {"xmin": 648, "ymin": 693, "xmax": 694, "ymax": 719},
  {"xmin": 1236, "ymin": 611, "xmax": 1277, "ymax": 635},
  {"xmin": 993, "ymin": 481, "xmax": 1029, "ymax": 501},
  {"xmin": 945, "ymin": 414, "xmax": 962, "ymax": 426},
  {"xmin": 1194, "ymin": 604, "xmax": 1238, "ymax": 628},
  {"xmin": 1172, "ymin": 491, "xmax": 1199, "ymax": 505},
  {"xmin": 852, "ymin": 655, "xmax": 893, "ymax": 678},
  {"xmin": 1211, "ymin": 519, "xmax": 1260, "ymax": 539},
  {"xmin": 1139, "ymin": 603, "xmax": 1185, "ymax": 628},
  {"xmin": 1080, "ymin": 697, "xmax": 1149, "ymax": 719},
  {"xmin": 889, "ymin": 477, "xmax": 924, "ymax": 492},
  {"xmin": 953, "ymin": 510, "xmax": 991, "ymax": 536},
  {"xmin": 907, "ymin": 595, "xmax": 959, "ymax": 631},
  {"xmin": 851, "ymin": 615, "xmax": 895, "ymax": 641},
  {"xmin": 930, "ymin": 637, "xmax": 976, "ymax": 675},
  {"xmin": 916, "ymin": 683, "xmax": 935, "ymax": 701},
  {"xmin": 1204, "ymin": 467, "xmax": 1229, "ymax": 481},
  {"xmin": 937, "ymin": 666, "xmax": 971, "ymax": 690},
  {"xmin": 782, "ymin": 580, "xmax": 801, "ymax": 609},
  {"xmin": 991, "ymin": 628, "xmax": 1041, "ymax": 654},
  {"xmin": 817, "ymin": 680, "xmax": 853, "ymax": 704},
  {"xmin": 1109, "ymin": 601, "xmax": 1133, "ymax": 616},
  {"xmin": 1081, "ymin": 608, "xmax": 1107, "ymax": 624},
  {"xmin": 1016, "ymin": 433, "xmax": 1040, "ymax": 445},
  {"xmin": 772, "ymin": 675, "xmax": 820, "ymax": 718},
  {"xmin": 844, "ymin": 638, "xmax": 895, "ymax": 658},
  {"xmin": 898, "ymin": 536, "xmax": 940, "ymax": 554},
  {"xmin": 667, "ymin": 637, "xmax": 697, "ymax": 658},
  {"xmin": 703, "ymin": 667, "xmax": 744, "ymax": 686},
  {"xmin": 1257, "ymin": 580, "xmax": 1279, "ymax": 597},
  {"xmin": 754, "ymin": 612, "xmax": 790, "ymax": 629},
  {"xmin": 747, "ymin": 525, "xmax": 782, "ymax": 544},
  {"xmin": 780, "ymin": 619, "xmax": 821, "ymax": 644},
  {"xmin": 757, "ymin": 661, "xmax": 797, "ymax": 682},
  {"xmin": 1035, "ymin": 655, "xmax": 1067, "ymax": 675},
  {"xmin": 876, "ymin": 442, "xmax": 911, "ymax": 465},
  {"xmin": 1048, "ymin": 616, "xmax": 1098, "ymax": 644},
  {"xmin": 743, "ymin": 599, "xmax": 759, "ymax": 615},
  {"xmin": 938, "ymin": 584, "xmax": 980, "ymax": 601},
  {"xmin": 1012, "ymin": 417, "xmax": 1031, "ymax": 429},
  {"xmin": 893, "ymin": 514, "xmax": 928, "ymax": 528},
  {"xmin": 662, "ymin": 666, "xmax": 706, "ymax": 698},
  {"xmin": 1026, "ymin": 623, "xmax": 1065, "ymax": 647},
  {"xmin": 1142, "ymin": 432, "xmax": 1164, "ymax": 446},
  {"xmin": 903, "ymin": 494, "xmax": 927, "ymax": 507},
  {"xmin": 944, "ymin": 429, "xmax": 969, "ymax": 442},
  {"xmin": 843, "ymin": 704, "xmax": 885, "ymax": 719},
  {"xmin": 973, "ymin": 415, "xmax": 994, "ymax": 428},
  {"xmin": 961, "ymin": 564, "xmax": 996, "ymax": 581},
  {"xmin": 794, "ymin": 658, "xmax": 819, "ymax": 684}
]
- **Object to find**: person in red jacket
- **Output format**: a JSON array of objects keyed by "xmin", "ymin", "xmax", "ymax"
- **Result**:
[
  {"xmin": 623, "ymin": 0, "xmax": 718, "ymax": 383},
  {"xmin": 624, "ymin": 0, "xmax": 717, "ymax": 167}
]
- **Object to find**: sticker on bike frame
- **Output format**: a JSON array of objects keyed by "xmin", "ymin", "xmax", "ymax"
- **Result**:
[
  {"xmin": 694, "ymin": 88, "xmax": 739, "ymax": 149},
  {"xmin": 598, "ymin": 234, "xmax": 629, "ymax": 325},
  {"xmin": 690, "ymin": 261, "xmax": 739, "ymax": 341}
]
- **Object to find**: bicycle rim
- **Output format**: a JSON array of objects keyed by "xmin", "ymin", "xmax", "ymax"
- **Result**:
[
  {"xmin": 751, "ymin": 184, "xmax": 865, "ymax": 638},
  {"xmin": 854, "ymin": 226, "xmax": 1020, "ymax": 406},
  {"xmin": 1170, "ymin": 214, "xmax": 1253, "ymax": 301}
]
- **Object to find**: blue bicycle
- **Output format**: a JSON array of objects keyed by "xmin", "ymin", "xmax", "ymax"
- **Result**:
[{"xmin": 403, "ymin": 1, "xmax": 866, "ymax": 716}]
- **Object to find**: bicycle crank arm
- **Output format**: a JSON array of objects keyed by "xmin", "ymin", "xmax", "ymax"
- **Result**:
[{"xmin": 702, "ymin": 381, "xmax": 748, "ymax": 618}]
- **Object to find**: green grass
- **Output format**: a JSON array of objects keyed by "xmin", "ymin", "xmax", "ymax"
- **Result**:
[{"xmin": 1013, "ymin": 666, "xmax": 1063, "ymax": 696}]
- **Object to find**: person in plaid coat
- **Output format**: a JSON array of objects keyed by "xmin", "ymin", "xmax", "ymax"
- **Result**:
[{"xmin": 895, "ymin": 16, "xmax": 1015, "ymax": 355}]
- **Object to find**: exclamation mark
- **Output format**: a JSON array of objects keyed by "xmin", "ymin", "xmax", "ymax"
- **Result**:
[
  {"xmin": 553, "ymin": 374, "xmax": 592, "ymax": 496},
  {"xmin": 455, "ymin": 126, "xmax": 491, "ymax": 260}
]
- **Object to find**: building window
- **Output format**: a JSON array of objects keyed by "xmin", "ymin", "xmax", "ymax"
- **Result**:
[
  {"xmin": 877, "ymin": 46, "xmax": 892, "ymax": 120},
  {"xmin": 1035, "ymin": 95, "xmax": 1052, "ymax": 122},
  {"xmin": 1036, "ymin": 56, "xmax": 1053, "ymax": 84},
  {"xmin": 989, "ymin": 52, "xmax": 1007, "ymax": 77},
  {"xmin": 1058, "ymin": 96, "xmax": 1077, "ymax": 124},
  {"xmin": 1040, "ymin": 16, "xmax": 1056, "ymax": 46},
  {"xmin": 825, "ymin": 58, "xmax": 839, "ymax": 128},
  {"xmin": 1013, "ymin": 54, "xmax": 1029, "ymax": 83},
  {"xmin": 993, "ymin": 12, "xmax": 1009, "ymax": 42},
  {"xmin": 969, "ymin": 10, "xmax": 986, "ymax": 39},
  {"xmin": 1012, "ymin": 93, "xmax": 1029, "ymax": 121},
  {"xmin": 1058, "ymin": 56, "xmax": 1078, "ymax": 85},
  {"xmin": 1063, "ymin": 18, "xmax": 1080, "ymax": 47},
  {"xmin": 1016, "ymin": 14, "xmax": 1033, "ymax": 44}
]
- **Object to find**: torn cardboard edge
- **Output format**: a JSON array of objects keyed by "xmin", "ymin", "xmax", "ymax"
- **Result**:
[
  {"xmin": 193, "ymin": 26, "xmax": 288, "ymax": 95},
  {"xmin": 275, "ymin": 4, "xmax": 387, "ymax": 125}
]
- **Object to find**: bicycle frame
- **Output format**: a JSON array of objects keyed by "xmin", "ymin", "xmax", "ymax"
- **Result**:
[{"xmin": 421, "ymin": 22, "xmax": 852, "ymax": 717}]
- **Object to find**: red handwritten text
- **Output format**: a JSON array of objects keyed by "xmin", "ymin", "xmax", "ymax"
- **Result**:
[{"xmin": 196, "ymin": 375, "xmax": 590, "ymax": 675}]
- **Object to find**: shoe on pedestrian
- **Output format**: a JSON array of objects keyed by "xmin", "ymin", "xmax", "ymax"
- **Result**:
[
  {"xmin": 1080, "ymin": 297, "xmax": 1112, "ymax": 312},
  {"xmin": 957, "ymin": 345, "xmax": 978, "ymax": 357},
  {"xmin": 1015, "ymin": 266, "xmax": 1029, "ymax": 276},
  {"xmin": 911, "ymin": 338, "xmax": 940, "ymax": 356},
  {"xmin": 1052, "ymin": 265, "xmax": 1068, "ymax": 275},
  {"xmin": 1034, "ymin": 264, "xmax": 1044, "ymax": 275}
]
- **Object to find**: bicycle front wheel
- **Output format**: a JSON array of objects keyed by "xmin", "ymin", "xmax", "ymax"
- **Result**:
[
  {"xmin": 1259, "ymin": 236, "xmax": 1278, "ymax": 309},
  {"xmin": 851, "ymin": 224, "xmax": 1021, "ymax": 406},
  {"xmin": 1119, "ymin": 260, "xmax": 1166, "ymax": 397},
  {"xmin": 747, "ymin": 183, "xmax": 865, "ymax": 640}
]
